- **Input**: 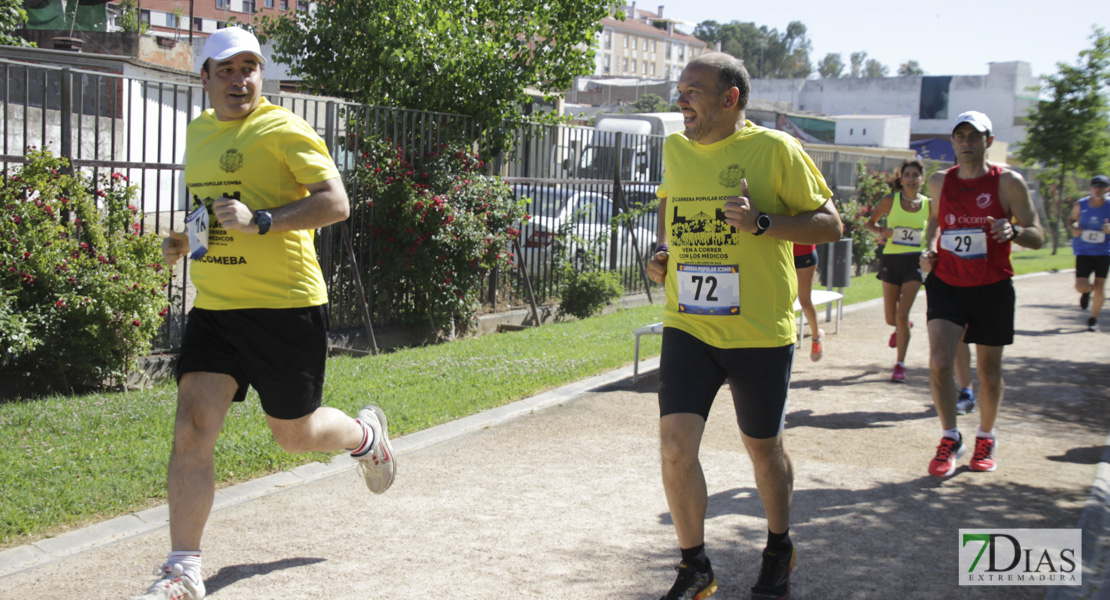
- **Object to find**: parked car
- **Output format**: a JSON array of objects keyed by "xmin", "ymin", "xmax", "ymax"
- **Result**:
[{"xmin": 511, "ymin": 184, "xmax": 658, "ymax": 280}]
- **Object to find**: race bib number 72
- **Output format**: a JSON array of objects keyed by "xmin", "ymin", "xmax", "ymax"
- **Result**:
[{"xmin": 677, "ymin": 264, "xmax": 740, "ymax": 316}]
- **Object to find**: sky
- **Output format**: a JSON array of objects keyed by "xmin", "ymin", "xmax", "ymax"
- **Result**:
[{"xmin": 661, "ymin": 0, "xmax": 1106, "ymax": 80}]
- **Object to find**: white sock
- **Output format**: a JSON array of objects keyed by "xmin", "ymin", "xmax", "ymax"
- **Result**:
[
  {"xmin": 350, "ymin": 419, "xmax": 375, "ymax": 456},
  {"xmin": 977, "ymin": 428, "xmax": 995, "ymax": 440},
  {"xmin": 895, "ymin": 361, "xmax": 904, "ymax": 368},
  {"xmin": 167, "ymin": 550, "xmax": 202, "ymax": 585},
  {"xmin": 943, "ymin": 428, "xmax": 960, "ymax": 441}
]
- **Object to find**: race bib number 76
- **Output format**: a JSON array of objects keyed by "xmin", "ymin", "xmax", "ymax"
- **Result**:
[{"xmin": 677, "ymin": 264, "xmax": 740, "ymax": 316}]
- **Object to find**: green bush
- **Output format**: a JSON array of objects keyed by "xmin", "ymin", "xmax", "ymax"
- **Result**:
[
  {"xmin": 348, "ymin": 140, "xmax": 528, "ymax": 335},
  {"xmin": 0, "ymin": 150, "xmax": 169, "ymax": 390},
  {"xmin": 557, "ymin": 269, "xmax": 624, "ymax": 320},
  {"xmin": 837, "ymin": 161, "xmax": 891, "ymax": 272}
]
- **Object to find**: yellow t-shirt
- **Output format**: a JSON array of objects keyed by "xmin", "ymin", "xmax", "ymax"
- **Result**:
[
  {"xmin": 657, "ymin": 123, "xmax": 832, "ymax": 348},
  {"xmin": 184, "ymin": 98, "xmax": 340, "ymax": 310}
]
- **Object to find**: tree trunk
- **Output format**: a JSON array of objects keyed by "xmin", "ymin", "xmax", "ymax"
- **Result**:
[{"xmin": 1054, "ymin": 168, "xmax": 1066, "ymax": 255}]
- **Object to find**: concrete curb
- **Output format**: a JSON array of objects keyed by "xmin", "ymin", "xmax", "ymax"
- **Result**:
[{"xmin": 0, "ymin": 357, "xmax": 659, "ymax": 580}]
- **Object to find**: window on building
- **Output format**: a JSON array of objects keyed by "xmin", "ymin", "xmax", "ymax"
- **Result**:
[
  {"xmin": 678, "ymin": 45, "xmax": 685, "ymax": 60},
  {"xmin": 642, "ymin": 62, "xmax": 647, "ymax": 75},
  {"xmin": 623, "ymin": 58, "xmax": 628, "ymax": 72},
  {"xmin": 265, "ymin": 0, "xmax": 273, "ymax": 8},
  {"xmin": 193, "ymin": 16, "xmax": 203, "ymax": 30},
  {"xmin": 919, "ymin": 76, "xmax": 952, "ymax": 120},
  {"xmin": 139, "ymin": 8, "xmax": 150, "ymax": 23},
  {"xmin": 280, "ymin": 0, "xmax": 287, "ymax": 8},
  {"xmin": 652, "ymin": 40, "xmax": 657, "ymax": 52},
  {"xmin": 632, "ymin": 36, "xmax": 637, "ymax": 50},
  {"xmin": 297, "ymin": 0, "xmax": 308, "ymax": 10},
  {"xmin": 850, "ymin": 128, "xmax": 854, "ymax": 135},
  {"xmin": 666, "ymin": 41, "xmax": 672, "ymax": 59},
  {"xmin": 863, "ymin": 128, "xmax": 867, "ymax": 135},
  {"xmin": 665, "ymin": 65, "xmax": 671, "ymax": 80},
  {"xmin": 243, "ymin": 0, "xmax": 256, "ymax": 13},
  {"xmin": 604, "ymin": 55, "xmax": 611, "ymax": 75},
  {"xmin": 631, "ymin": 59, "xmax": 637, "ymax": 73},
  {"xmin": 215, "ymin": 0, "xmax": 228, "ymax": 9},
  {"xmin": 605, "ymin": 31, "xmax": 611, "ymax": 49},
  {"xmin": 650, "ymin": 63, "xmax": 656, "ymax": 76}
]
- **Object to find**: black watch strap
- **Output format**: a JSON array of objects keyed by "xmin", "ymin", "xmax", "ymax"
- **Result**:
[{"xmin": 753, "ymin": 212, "xmax": 770, "ymax": 236}]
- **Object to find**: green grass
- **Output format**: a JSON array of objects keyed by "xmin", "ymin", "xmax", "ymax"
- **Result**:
[{"xmin": 0, "ymin": 243, "xmax": 1074, "ymax": 548}]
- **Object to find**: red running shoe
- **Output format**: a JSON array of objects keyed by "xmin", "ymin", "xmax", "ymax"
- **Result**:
[
  {"xmin": 928, "ymin": 435, "xmax": 966, "ymax": 477},
  {"xmin": 970, "ymin": 436, "xmax": 997, "ymax": 472}
]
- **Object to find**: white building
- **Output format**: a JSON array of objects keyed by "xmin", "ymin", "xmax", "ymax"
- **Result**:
[
  {"xmin": 750, "ymin": 61, "xmax": 1037, "ymax": 150},
  {"xmin": 832, "ymin": 115, "xmax": 911, "ymax": 148}
]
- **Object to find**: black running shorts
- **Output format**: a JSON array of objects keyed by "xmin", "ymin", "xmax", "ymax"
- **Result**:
[
  {"xmin": 176, "ymin": 305, "xmax": 329, "ymax": 420},
  {"xmin": 658, "ymin": 327, "xmax": 795, "ymax": 439},
  {"xmin": 1076, "ymin": 255, "xmax": 1110, "ymax": 279},
  {"xmin": 925, "ymin": 274, "xmax": 1015, "ymax": 346},
  {"xmin": 876, "ymin": 252, "xmax": 924, "ymax": 285},
  {"xmin": 794, "ymin": 251, "xmax": 818, "ymax": 270}
]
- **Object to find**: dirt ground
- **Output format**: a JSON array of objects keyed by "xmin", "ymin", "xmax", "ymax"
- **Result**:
[{"xmin": 2, "ymin": 271, "xmax": 1107, "ymax": 599}]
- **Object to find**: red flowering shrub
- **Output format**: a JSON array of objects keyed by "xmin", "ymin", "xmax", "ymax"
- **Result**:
[
  {"xmin": 347, "ymin": 140, "xmax": 527, "ymax": 334},
  {"xmin": 0, "ymin": 149, "xmax": 169, "ymax": 390}
]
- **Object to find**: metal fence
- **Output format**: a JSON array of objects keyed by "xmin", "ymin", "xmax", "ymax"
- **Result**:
[{"xmin": 2, "ymin": 57, "xmax": 950, "ymax": 351}]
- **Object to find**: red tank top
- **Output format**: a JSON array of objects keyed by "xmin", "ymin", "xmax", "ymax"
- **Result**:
[
  {"xmin": 793, "ymin": 243, "xmax": 816, "ymax": 256},
  {"xmin": 935, "ymin": 164, "xmax": 1013, "ymax": 287}
]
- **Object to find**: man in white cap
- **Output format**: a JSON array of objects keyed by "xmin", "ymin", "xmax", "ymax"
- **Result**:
[
  {"xmin": 919, "ymin": 110, "xmax": 1043, "ymax": 478},
  {"xmin": 135, "ymin": 27, "xmax": 396, "ymax": 600}
]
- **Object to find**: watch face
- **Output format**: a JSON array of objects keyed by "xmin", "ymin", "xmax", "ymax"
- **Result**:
[{"xmin": 758, "ymin": 214, "xmax": 771, "ymax": 229}]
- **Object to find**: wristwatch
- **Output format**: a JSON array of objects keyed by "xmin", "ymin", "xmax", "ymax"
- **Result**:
[
  {"xmin": 254, "ymin": 210, "xmax": 273, "ymax": 235},
  {"xmin": 753, "ymin": 212, "xmax": 771, "ymax": 236}
]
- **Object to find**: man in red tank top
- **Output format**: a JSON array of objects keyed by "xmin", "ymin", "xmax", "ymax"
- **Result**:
[{"xmin": 919, "ymin": 111, "xmax": 1044, "ymax": 478}]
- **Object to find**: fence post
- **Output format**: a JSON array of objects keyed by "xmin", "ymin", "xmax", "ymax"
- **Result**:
[
  {"xmin": 610, "ymin": 132, "xmax": 622, "ymax": 270},
  {"xmin": 60, "ymin": 68, "xmax": 73, "ymax": 173},
  {"xmin": 324, "ymin": 101, "xmax": 336, "ymax": 155}
]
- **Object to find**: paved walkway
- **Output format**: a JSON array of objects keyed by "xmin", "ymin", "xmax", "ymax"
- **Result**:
[{"xmin": 1, "ymin": 271, "xmax": 1107, "ymax": 599}]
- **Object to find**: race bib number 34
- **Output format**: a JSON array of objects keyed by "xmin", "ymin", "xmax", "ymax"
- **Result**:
[
  {"xmin": 677, "ymin": 264, "xmax": 740, "ymax": 316},
  {"xmin": 941, "ymin": 227, "xmax": 988, "ymax": 260},
  {"xmin": 892, "ymin": 226, "xmax": 923, "ymax": 247}
]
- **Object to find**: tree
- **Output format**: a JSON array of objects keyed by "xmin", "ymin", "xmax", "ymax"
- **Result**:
[
  {"xmin": 629, "ymin": 93, "xmax": 674, "ymax": 113},
  {"xmin": 864, "ymin": 58, "xmax": 889, "ymax": 78},
  {"xmin": 849, "ymin": 51, "xmax": 867, "ymax": 77},
  {"xmin": 257, "ymin": 0, "xmax": 619, "ymax": 148},
  {"xmin": 693, "ymin": 19, "xmax": 812, "ymax": 79},
  {"xmin": 0, "ymin": 0, "xmax": 34, "ymax": 47},
  {"xmin": 898, "ymin": 60, "xmax": 924, "ymax": 76},
  {"xmin": 1017, "ymin": 27, "xmax": 1110, "ymax": 253},
  {"xmin": 818, "ymin": 53, "xmax": 844, "ymax": 78}
]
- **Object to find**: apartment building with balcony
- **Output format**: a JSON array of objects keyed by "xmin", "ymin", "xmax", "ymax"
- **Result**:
[{"xmin": 594, "ymin": 3, "xmax": 709, "ymax": 81}]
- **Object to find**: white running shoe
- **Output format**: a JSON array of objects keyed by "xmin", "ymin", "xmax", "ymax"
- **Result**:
[
  {"xmin": 133, "ymin": 563, "xmax": 205, "ymax": 600},
  {"xmin": 354, "ymin": 404, "xmax": 396, "ymax": 494}
]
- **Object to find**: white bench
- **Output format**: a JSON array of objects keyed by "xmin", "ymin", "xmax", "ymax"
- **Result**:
[
  {"xmin": 794, "ymin": 289, "xmax": 844, "ymax": 347},
  {"xmin": 631, "ymin": 289, "xmax": 844, "ymax": 380}
]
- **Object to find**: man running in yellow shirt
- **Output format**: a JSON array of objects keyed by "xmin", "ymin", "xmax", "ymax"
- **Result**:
[
  {"xmin": 134, "ymin": 27, "xmax": 395, "ymax": 600},
  {"xmin": 646, "ymin": 53, "xmax": 842, "ymax": 600}
]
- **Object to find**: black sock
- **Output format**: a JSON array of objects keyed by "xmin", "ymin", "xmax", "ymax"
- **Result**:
[
  {"xmin": 680, "ymin": 544, "xmax": 708, "ymax": 569},
  {"xmin": 767, "ymin": 529, "xmax": 792, "ymax": 552}
]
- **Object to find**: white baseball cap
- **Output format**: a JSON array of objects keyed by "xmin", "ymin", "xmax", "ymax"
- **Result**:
[
  {"xmin": 952, "ymin": 111, "xmax": 992, "ymax": 135},
  {"xmin": 198, "ymin": 27, "xmax": 266, "ymax": 72}
]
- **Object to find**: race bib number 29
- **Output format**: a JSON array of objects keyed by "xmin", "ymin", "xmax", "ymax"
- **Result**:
[
  {"xmin": 940, "ymin": 227, "xmax": 987, "ymax": 260},
  {"xmin": 677, "ymin": 264, "xmax": 740, "ymax": 316}
]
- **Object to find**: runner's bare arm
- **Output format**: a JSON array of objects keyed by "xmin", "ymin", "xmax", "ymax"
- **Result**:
[
  {"xmin": 920, "ymin": 171, "xmax": 945, "ymax": 273},
  {"xmin": 997, "ymin": 170, "xmax": 1044, "ymax": 249},
  {"xmin": 215, "ymin": 177, "xmax": 350, "ymax": 234},
  {"xmin": 1067, "ymin": 201, "xmax": 1081, "ymax": 237},
  {"xmin": 723, "ymin": 180, "xmax": 842, "ymax": 244},
  {"xmin": 864, "ymin": 193, "xmax": 895, "ymax": 238}
]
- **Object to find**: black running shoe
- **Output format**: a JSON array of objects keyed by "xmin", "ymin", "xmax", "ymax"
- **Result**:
[
  {"xmin": 1081, "ymin": 292, "xmax": 1091, "ymax": 310},
  {"xmin": 661, "ymin": 559, "xmax": 717, "ymax": 600},
  {"xmin": 751, "ymin": 546, "xmax": 796, "ymax": 600},
  {"xmin": 1090, "ymin": 317, "xmax": 1099, "ymax": 332}
]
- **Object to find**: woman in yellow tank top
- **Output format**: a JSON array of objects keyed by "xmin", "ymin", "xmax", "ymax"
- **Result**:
[{"xmin": 865, "ymin": 159, "xmax": 929, "ymax": 382}]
